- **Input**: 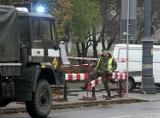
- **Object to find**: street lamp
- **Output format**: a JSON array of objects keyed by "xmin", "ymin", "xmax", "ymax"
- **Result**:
[{"xmin": 141, "ymin": 0, "xmax": 156, "ymax": 94}]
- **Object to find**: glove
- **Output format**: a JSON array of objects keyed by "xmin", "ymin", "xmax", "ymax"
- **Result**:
[
  {"xmin": 91, "ymin": 63, "xmax": 95, "ymax": 68},
  {"xmin": 108, "ymin": 70, "xmax": 112, "ymax": 74}
]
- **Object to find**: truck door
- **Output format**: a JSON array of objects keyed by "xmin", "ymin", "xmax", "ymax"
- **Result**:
[
  {"xmin": 31, "ymin": 17, "xmax": 60, "ymax": 70},
  {"xmin": 41, "ymin": 18, "xmax": 60, "ymax": 70},
  {"xmin": 31, "ymin": 18, "xmax": 44, "ymax": 62}
]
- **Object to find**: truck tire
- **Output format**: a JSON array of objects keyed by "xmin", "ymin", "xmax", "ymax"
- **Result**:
[
  {"xmin": 25, "ymin": 80, "xmax": 52, "ymax": 118},
  {"xmin": 122, "ymin": 77, "xmax": 136, "ymax": 92}
]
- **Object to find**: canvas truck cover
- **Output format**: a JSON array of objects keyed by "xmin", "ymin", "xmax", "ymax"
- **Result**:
[{"xmin": 0, "ymin": 5, "xmax": 20, "ymax": 61}]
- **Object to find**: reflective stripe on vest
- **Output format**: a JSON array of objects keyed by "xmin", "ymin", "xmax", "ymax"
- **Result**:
[
  {"xmin": 94, "ymin": 57, "xmax": 113, "ymax": 70},
  {"xmin": 108, "ymin": 57, "xmax": 113, "ymax": 70}
]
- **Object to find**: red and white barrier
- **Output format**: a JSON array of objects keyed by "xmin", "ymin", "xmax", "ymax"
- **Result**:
[
  {"xmin": 61, "ymin": 63, "xmax": 92, "ymax": 68},
  {"xmin": 65, "ymin": 56, "xmax": 127, "ymax": 63},
  {"xmin": 115, "ymin": 58, "xmax": 128, "ymax": 63},
  {"xmin": 61, "ymin": 57, "xmax": 128, "ymax": 69},
  {"xmin": 65, "ymin": 73, "xmax": 89, "ymax": 81},
  {"xmin": 65, "ymin": 72, "xmax": 127, "ymax": 81},
  {"xmin": 87, "ymin": 72, "xmax": 127, "ymax": 88},
  {"xmin": 88, "ymin": 77, "xmax": 102, "ymax": 88},
  {"xmin": 65, "ymin": 56, "xmax": 98, "ymax": 60},
  {"xmin": 112, "ymin": 72, "xmax": 127, "ymax": 80}
]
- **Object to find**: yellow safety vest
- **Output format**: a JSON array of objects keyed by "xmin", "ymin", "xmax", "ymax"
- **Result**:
[{"xmin": 94, "ymin": 57, "xmax": 113, "ymax": 70}]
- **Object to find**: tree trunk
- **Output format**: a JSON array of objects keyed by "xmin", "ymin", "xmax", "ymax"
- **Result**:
[
  {"xmin": 92, "ymin": 27, "xmax": 98, "ymax": 58},
  {"xmin": 101, "ymin": 24, "xmax": 106, "ymax": 49},
  {"xmin": 81, "ymin": 42, "xmax": 87, "ymax": 63},
  {"xmin": 76, "ymin": 42, "xmax": 81, "ymax": 63}
]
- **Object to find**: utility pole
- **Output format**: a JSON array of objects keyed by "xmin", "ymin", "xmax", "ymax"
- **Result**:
[
  {"xmin": 141, "ymin": 0, "xmax": 156, "ymax": 94},
  {"xmin": 120, "ymin": 0, "xmax": 137, "ymax": 96}
]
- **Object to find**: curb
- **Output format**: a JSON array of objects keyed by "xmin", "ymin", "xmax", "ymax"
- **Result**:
[
  {"xmin": 52, "ymin": 98, "xmax": 148, "ymax": 110},
  {"xmin": 0, "ymin": 107, "xmax": 26, "ymax": 114},
  {"xmin": 0, "ymin": 98, "xmax": 148, "ymax": 114}
]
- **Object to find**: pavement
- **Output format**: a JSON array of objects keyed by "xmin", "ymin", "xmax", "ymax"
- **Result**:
[{"xmin": 0, "ymin": 83, "xmax": 160, "ymax": 115}]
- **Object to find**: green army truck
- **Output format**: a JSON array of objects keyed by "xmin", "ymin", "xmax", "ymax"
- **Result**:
[{"xmin": 0, "ymin": 5, "xmax": 63, "ymax": 118}]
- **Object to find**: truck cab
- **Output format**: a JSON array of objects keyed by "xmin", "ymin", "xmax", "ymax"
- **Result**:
[
  {"xmin": 0, "ymin": 5, "xmax": 62, "ymax": 118},
  {"xmin": 19, "ymin": 11, "xmax": 60, "ymax": 68}
]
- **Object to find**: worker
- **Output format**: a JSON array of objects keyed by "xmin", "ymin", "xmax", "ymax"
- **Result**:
[{"xmin": 81, "ymin": 49, "xmax": 117, "ymax": 100}]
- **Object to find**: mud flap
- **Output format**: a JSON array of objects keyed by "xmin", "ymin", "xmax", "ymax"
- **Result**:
[{"xmin": 15, "ymin": 65, "xmax": 41, "ymax": 101}]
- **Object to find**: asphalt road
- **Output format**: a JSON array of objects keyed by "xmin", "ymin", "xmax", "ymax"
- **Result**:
[
  {"xmin": 51, "ymin": 101, "xmax": 160, "ymax": 118},
  {"xmin": 1, "ymin": 101, "xmax": 160, "ymax": 118}
]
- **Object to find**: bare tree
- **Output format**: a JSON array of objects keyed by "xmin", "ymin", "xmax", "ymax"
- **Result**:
[
  {"xmin": 98, "ymin": 0, "xmax": 121, "ymax": 50},
  {"xmin": 98, "ymin": 0, "xmax": 160, "ymax": 46},
  {"xmin": 134, "ymin": 0, "xmax": 160, "ymax": 44}
]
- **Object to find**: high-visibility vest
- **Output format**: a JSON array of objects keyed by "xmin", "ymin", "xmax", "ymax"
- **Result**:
[{"xmin": 94, "ymin": 57, "xmax": 113, "ymax": 70}]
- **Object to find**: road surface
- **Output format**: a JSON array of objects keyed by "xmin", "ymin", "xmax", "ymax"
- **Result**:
[{"xmin": 1, "ymin": 101, "xmax": 160, "ymax": 118}]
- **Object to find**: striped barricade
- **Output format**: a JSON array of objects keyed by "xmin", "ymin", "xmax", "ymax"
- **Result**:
[
  {"xmin": 65, "ymin": 56, "xmax": 127, "ymax": 63},
  {"xmin": 63, "ymin": 72, "xmax": 127, "ymax": 99},
  {"xmin": 64, "ymin": 72, "xmax": 127, "ymax": 83},
  {"xmin": 61, "ymin": 58, "xmax": 126, "ymax": 68},
  {"xmin": 111, "ymin": 72, "xmax": 127, "ymax": 81},
  {"xmin": 62, "ymin": 63, "xmax": 92, "ymax": 68},
  {"xmin": 87, "ymin": 72, "xmax": 127, "ymax": 88},
  {"xmin": 87, "ymin": 72, "xmax": 127, "ymax": 98},
  {"xmin": 65, "ymin": 73, "xmax": 89, "ymax": 81},
  {"xmin": 87, "ymin": 77, "xmax": 102, "ymax": 88}
]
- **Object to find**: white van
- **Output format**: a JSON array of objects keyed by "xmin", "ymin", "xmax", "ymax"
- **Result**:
[{"xmin": 113, "ymin": 44, "xmax": 160, "ymax": 91}]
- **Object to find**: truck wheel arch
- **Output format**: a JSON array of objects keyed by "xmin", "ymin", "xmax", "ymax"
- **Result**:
[
  {"xmin": 16, "ymin": 63, "xmax": 57, "ymax": 101},
  {"xmin": 38, "ymin": 68, "xmax": 57, "ymax": 85},
  {"xmin": 27, "ymin": 62, "xmax": 58, "ymax": 92}
]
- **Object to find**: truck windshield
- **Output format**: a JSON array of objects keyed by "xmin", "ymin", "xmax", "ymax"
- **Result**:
[
  {"xmin": 41, "ymin": 20, "xmax": 52, "ymax": 41},
  {"xmin": 32, "ymin": 18, "xmax": 54, "ymax": 41}
]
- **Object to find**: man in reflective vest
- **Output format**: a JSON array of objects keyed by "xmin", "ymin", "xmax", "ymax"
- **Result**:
[{"xmin": 81, "ymin": 49, "xmax": 117, "ymax": 100}]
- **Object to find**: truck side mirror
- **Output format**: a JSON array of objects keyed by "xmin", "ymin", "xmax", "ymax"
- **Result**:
[
  {"xmin": 53, "ymin": 45, "xmax": 58, "ymax": 50},
  {"xmin": 65, "ymin": 22, "xmax": 70, "ymax": 42}
]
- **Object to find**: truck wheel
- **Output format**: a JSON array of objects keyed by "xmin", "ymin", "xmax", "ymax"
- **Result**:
[
  {"xmin": 26, "ymin": 80, "xmax": 52, "ymax": 118},
  {"xmin": 122, "ymin": 77, "xmax": 136, "ymax": 92}
]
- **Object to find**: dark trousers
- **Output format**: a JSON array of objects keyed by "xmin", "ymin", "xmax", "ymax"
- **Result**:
[{"xmin": 85, "ymin": 70, "xmax": 111, "ymax": 96}]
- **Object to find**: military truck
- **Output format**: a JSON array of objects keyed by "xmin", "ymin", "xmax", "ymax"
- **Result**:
[{"xmin": 0, "ymin": 5, "xmax": 63, "ymax": 118}]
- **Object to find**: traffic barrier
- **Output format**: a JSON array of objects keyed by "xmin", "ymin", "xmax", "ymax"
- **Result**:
[
  {"xmin": 61, "ymin": 63, "xmax": 92, "ymax": 68},
  {"xmin": 115, "ymin": 58, "xmax": 128, "ymax": 63},
  {"xmin": 64, "ymin": 72, "xmax": 125, "ymax": 81},
  {"xmin": 60, "ymin": 57, "xmax": 128, "ymax": 100},
  {"xmin": 87, "ymin": 72, "xmax": 127, "ymax": 98},
  {"xmin": 63, "ymin": 72, "xmax": 127, "ymax": 100},
  {"xmin": 87, "ymin": 77, "xmax": 102, "ymax": 89},
  {"xmin": 65, "ymin": 73, "xmax": 89, "ymax": 81},
  {"xmin": 87, "ymin": 72, "xmax": 127, "ymax": 88},
  {"xmin": 65, "ymin": 56, "xmax": 127, "ymax": 63},
  {"xmin": 65, "ymin": 56, "xmax": 98, "ymax": 60}
]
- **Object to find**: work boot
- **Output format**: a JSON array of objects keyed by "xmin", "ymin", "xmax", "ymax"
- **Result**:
[
  {"xmin": 105, "ymin": 92, "xmax": 111, "ymax": 100},
  {"xmin": 105, "ymin": 96, "xmax": 111, "ymax": 100}
]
